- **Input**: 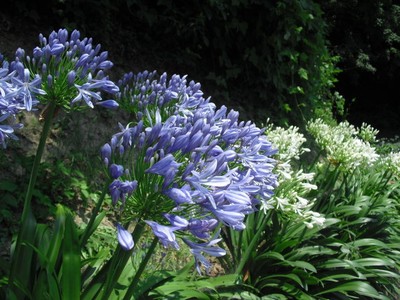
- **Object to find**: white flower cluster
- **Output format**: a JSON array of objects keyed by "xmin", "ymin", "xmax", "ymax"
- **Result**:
[
  {"xmin": 377, "ymin": 151, "xmax": 400, "ymax": 177},
  {"xmin": 359, "ymin": 122, "xmax": 379, "ymax": 143},
  {"xmin": 307, "ymin": 119, "xmax": 379, "ymax": 171},
  {"xmin": 266, "ymin": 125, "xmax": 310, "ymax": 161},
  {"xmin": 264, "ymin": 119, "xmax": 399, "ymax": 228},
  {"xmin": 263, "ymin": 124, "xmax": 325, "ymax": 228}
]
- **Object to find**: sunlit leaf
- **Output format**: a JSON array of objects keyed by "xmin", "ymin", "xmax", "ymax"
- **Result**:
[
  {"xmin": 62, "ymin": 207, "xmax": 81, "ymax": 299},
  {"xmin": 315, "ymin": 281, "xmax": 385, "ymax": 298}
]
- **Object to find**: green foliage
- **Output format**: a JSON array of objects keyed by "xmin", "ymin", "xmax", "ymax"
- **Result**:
[
  {"xmin": 221, "ymin": 120, "xmax": 400, "ymax": 299},
  {"xmin": 81, "ymin": 223, "xmax": 116, "ymax": 265},
  {"xmin": 0, "ymin": 205, "xmax": 81, "ymax": 299},
  {"xmin": 307, "ymin": 169, "xmax": 400, "ymax": 298},
  {"xmin": 0, "ymin": 180, "xmax": 20, "ymax": 225},
  {"xmin": 38, "ymin": 158, "xmax": 98, "ymax": 206},
  {"xmin": 377, "ymin": 135, "xmax": 400, "ymax": 155},
  {"xmin": 151, "ymin": 267, "xmax": 255, "ymax": 300},
  {"xmin": 0, "ymin": 153, "xmax": 98, "ymax": 232},
  {"xmin": 320, "ymin": 2, "xmax": 400, "ymax": 135}
]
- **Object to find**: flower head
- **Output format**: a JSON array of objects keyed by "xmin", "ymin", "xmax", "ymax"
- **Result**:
[
  {"xmin": 307, "ymin": 119, "xmax": 379, "ymax": 171},
  {"xmin": 10, "ymin": 28, "xmax": 119, "ymax": 111},
  {"xmin": 103, "ymin": 71, "xmax": 278, "ymax": 272},
  {"xmin": 263, "ymin": 123, "xmax": 325, "ymax": 227},
  {"xmin": 1, "ymin": 29, "xmax": 121, "ymax": 148}
]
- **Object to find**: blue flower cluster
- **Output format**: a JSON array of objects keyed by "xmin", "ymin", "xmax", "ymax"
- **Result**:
[
  {"xmin": 0, "ymin": 29, "xmax": 119, "ymax": 148},
  {"xmin": 104, "ymin": 72, "xmax": 278, "ymax": 273},
  {"xmin": 0, "ymin": 54, "xmax": 44, "ymax": 147},
  {"xmin": 14, "ymin": 28, "xmax": 119, "ymax": 110}
]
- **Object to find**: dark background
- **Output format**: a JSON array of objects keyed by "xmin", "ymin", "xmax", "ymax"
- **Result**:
[{"xmin": 1, "ymin": 0, "xmax": 399, "ymax": 137}]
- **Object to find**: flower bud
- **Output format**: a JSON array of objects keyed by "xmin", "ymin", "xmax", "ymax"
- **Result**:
[
  {"xmin": 42, "ymin": 64, "xmax": 47, "ymax": 75},
  {"xmin": 96, "ymin": 100, "xmax": 119, "ymax": 109},
  {"xmin": 76, "ymin": 53, "xmax": 89, "ymax": 68},
  {"xmin": 58, "ymin": 28, "xmax": 68, "ymax": 44},
  {"xmin": 15, "ymin": 61, "xmax": 24, "ymax": 78},
  {"xmin": 15, "ymin": 48, "xmax": 25, "ymax": 59},
  {"xmin": 47, "ymin": 74, "xmax": 53, "ymax": 88},
  {"xmin": 71, "ymin": 29, "xmax": 80, "ymax": 42},
  {"xmin": 50, "ymin": 43, "xmax": 65, "ymax": 56},
  {"xmin": 117, "ymin": 224, "xmax": 134, "ymax": 251},
  {"xmin": 67, "ymin": 70, "xmax": 76, "ymax": 86},
  {"xmin": 110, "ymin": 164, "xmax": 124, "ymax": 179},
  {"xmin": 98, "ymin": 60, "xmax": 113, "ymax": 70},
  {"xmin": 101, "ymin": 143, "xmax": 111, "ymax": 162}
]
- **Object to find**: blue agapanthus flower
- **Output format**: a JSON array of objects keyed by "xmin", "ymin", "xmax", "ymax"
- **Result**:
[
  {"xmin": 0, "ymin": 29, "xmax": 120, "ymax": 148},
  {"xmin": 11, "ymin": 68, "xmax": 46, "ymax": 111},
  {"xmin": 9, "ymin": 28, "xmax": 119, "ymax": 111},
  {"xmin": 103, "ymin": 71, "xmax": 278, "ymax": 273},
  {"xmin": 117, "ymin": 223, "xmax": 134, "ymax": 251},
  {"xmin": 0, "ymin": 55, "xmax": 43, "ymax": 147},
  {"xmin": 0, "ymin": 113, "xmax": 23, "ymax": 148}
]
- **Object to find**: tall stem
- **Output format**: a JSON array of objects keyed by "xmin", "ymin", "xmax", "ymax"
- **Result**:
[
  {"xmin": 8, "ymin": 101, "xmax": 57, "ymax": 295},
  {"xmin": 80, "ymin": 180, "xmax": 111, "ymax": 248},
  {"xmin": 24, "ymin": 101, "xmax": 57, "ymax": 218}
]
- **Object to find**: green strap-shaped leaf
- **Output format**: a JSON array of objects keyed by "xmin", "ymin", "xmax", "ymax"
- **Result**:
[
  {"xmin": 130, "ymin": 270, "xmax": 174, "ymax": 299},
  {"xmin": 35, "ymin": 224, "xmax": 52, "ymax": 267},
  {"xmin": 285, "ymin": 260, "xmax": 317, "ymax": 273},
  {"xmin": 8, "ymin": 209, "xmax": 37, "ymax": 299},
  {"xmin": 79, "ymin": 211, "xmax": 106, "ymax": 248},
  {"xmin": 315, "ymin": 281, "xmax": 386, "ymax": 299},
  {"xmin": 62, "ymin": 207, "xmax": 81, "ymax": 300},
  {"xmin": 47, "ymin": 205, "xmax": 66, "ymax": 273}
]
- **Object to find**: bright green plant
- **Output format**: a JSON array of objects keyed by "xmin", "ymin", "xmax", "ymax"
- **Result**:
[{"xmin": 221, "ymin": 119, "xmax": 400, "ymax": 299}]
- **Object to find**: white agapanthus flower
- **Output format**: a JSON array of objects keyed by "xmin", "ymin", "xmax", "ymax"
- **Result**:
[
  {"xmin": 265, "ymin": 119, "xmax": 398, "ymax": 229},
  {"xmin": 307, "ymin": 119, "xmax": 379, "ymax": 171},
  {"xmin": 359, "ymin": 122, "xmax": 379, "ymax": 143},
  {"xmin": 303, "ymin": 211, "xmax": 325, "ymax": 228},
  {"xmin": 377, "ymin": 151, "xmax": 400, "ymax": 176},
  {"xmin": 266, "ymin": 125, "xmax": 310, "ymax": 161},
  {"xmin": 263, "ymin": 123, "xmax": 324, "ymax": 228}
]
